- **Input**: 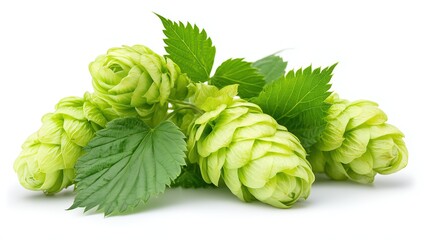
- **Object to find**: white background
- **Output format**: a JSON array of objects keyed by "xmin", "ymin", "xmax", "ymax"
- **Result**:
[{"xmin": 1, "ymin": 0, "xmax": 427, "ymax": 239}]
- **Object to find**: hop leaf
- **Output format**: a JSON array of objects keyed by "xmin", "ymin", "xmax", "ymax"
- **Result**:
[
  {"xmin": 70, "ymin": 118, "xmax": 186, "ymax": 215},
  {"xmin": 157, "ymin": 14, "xmax": 216, "ymax": 83},
  {"xmin": 171, "ymin": 164, "xmax": 213, "ymax": 188},
  {"xmin": 252, "ymin": 55, "xmax": 287, "ymax": 83},
  {"xmin": 251, "ymin": 64, "xmax": 336, "ymax": 149},
  {"xmin": 210, "ymin": 58, "xmax": 265, "ymax": 98}
]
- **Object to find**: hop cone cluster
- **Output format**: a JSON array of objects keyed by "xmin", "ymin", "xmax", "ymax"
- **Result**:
[
  {"xmin": 90, "ymin": 45, "xmax": 190, "ymax": 125},
  {"xmin": 187, "ymin": 99, "xmax": 315, "ymax": 208},
  {"xmin": 14, "ymin": 93, "xmax": 115, "ymax": 194},
  {"xmin": 14, "ymin": 44, "xmax": 193, "ymax": 194},
  {"xmin": 308, "ymin": 94, "xmax": 408, "ymax": 183}
]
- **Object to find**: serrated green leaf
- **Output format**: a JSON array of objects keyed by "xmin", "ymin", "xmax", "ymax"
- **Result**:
[
  {"xmin": 69, "ymin": 118, "xmax": 186, "ymax": 215},
  {"xmin": 157, "ymin": 14, "xmax": 216, "ymax": 83},
  {"xmin": 281, "ymin": 107, "xmax": 329, "ymax": 148},
  {"xmin": 252, "ymin": 55, "xmax": 287, "ymax": 83},
  {"xmin": 171, "ymin": 164, "xmax": 213, "ymax": 188},
  {"xmin": 251, "ymin": 64, "xmax": 337, "ymax": 150},
  {"xmin": 210, "ymin": 58, "xmax": 264, "ymax": 99}
]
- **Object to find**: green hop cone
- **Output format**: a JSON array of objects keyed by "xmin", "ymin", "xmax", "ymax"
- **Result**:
[
  {"xmin": 308, "ymin": 94, "xmax": 408, "ymax": 183},
  {"xmin": 14, "ymin": 93, "xmax": 115, "ymax": 194},
  {"xmin": 187, "ymin": 84, "xmax": 314, "ymax": 208},
  {"xmin": 90, "ymin": 45, "xmax": 190, "ymax": 125}
]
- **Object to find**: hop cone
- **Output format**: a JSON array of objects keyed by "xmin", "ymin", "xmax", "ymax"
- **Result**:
[
  {"xmin": 14, "ymin": 93, "xmax": 115, "ymax": 194},
  {"xmin": 308, "ymin": 94, "xmax": 408, "ymax": 183},
  {"xmin": 188, "ymin": 100, "xmax": 315, "ymax": 208},
  {"xmin": 90, "ymin": 45, "xmax": 190, "ymax": 125}
]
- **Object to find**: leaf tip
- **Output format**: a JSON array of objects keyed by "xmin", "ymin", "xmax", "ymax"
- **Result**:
[
  {"xmin": 67, "ymin": 202, "xmax": 79, "ymax": 211},
  {"xmin": 327, "ymin": 62, "xmax": 339, "ymax": 73},
  {"xmin": 153, "ymin": 12, "xmax": 164, "ymax": 20}
]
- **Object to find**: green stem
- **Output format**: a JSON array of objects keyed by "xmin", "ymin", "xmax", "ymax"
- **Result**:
[
  {"xmin": 165, "ymin": 106, "xmax": 201, "ymax": 121},
  {"xmin": 168, "ymin": 99, "xmax": 204, "ymax": 114},
  {"xmin": 165, "ymin": 111, "xmax": 177, "ymax": 122}
]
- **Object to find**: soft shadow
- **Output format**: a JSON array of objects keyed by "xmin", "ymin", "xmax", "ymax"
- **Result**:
[
  {"xmin": 110, "ymin": 187, "xmax": 238, "ymax": 216},
  {"xmin": 114, "ymin": 185, "xmax": 317, "ymax": 216},
  {"xmin": 308, "ymin": 174, "xmax": 414, "ymax": 206},
  {"xmin": 312, "ymin": 174, "xmax": 374, "ymax": 188},
  {"xmin": 372, "ymin": 175, "xmax": 414, "ymax": 189},
  {"xmin": 113, "ymin": 186, "xmax": 315, "ymax": 216},
  {"xmin": 285, "ymin": 199, "xmax": 312, "ymax": 210},
  {"xmin": 312, "ymin": 173, "xmax": 413, "ymax": 189},
  {"xmin": 77, "ymin": 207, "xmax": 101, "ymax": 217},
  {"xmin": 21, "ymin": 188, "xmax": 75, "ymax": 201}
]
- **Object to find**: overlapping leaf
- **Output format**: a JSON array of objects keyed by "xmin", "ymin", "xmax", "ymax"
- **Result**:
[
  {"xmin": 253, "ymin": 55, "xmax": 287, "ymax": 83},
  {"xmin": 70, "ymin": 118, "xmax": 186, "ymax": 215},
  {"xmin": 251, "ymin": 64, "xmax": 337, "ymax": 149},
  {"xmin": 157, "ymin": 14, "xmax": 216, "ymax": 82},
  {"xmin": 210, "ymin": 58, "xmax": 264, "ymax": 98},
  {"xmin": 171, "ymin": 164, "xmax": 213, "ymax": 188}
]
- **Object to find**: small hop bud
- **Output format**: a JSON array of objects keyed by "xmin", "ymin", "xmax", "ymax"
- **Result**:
[
  {"xmin": 14, "ymin": 93, "xmax": 114, "ymax": 194},
  {"xmin": 308, "ymin": 94, "xmax": 408, "ymax": 183}
]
